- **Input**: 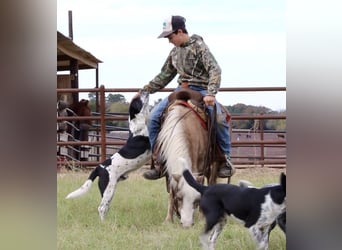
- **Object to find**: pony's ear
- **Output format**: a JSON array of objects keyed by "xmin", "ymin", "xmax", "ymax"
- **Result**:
[{"xmin": 79, "ymin": 99, "xmax": 89, "ymax": 105}]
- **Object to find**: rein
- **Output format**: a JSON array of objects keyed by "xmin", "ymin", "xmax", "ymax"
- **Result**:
[
  {"xmin": 175, "ymin": 100, "xmax": 207, "ymax": 130},
  {"xmin": 204, "ymin": 104, "xmax": 217, "ymax": 178}
]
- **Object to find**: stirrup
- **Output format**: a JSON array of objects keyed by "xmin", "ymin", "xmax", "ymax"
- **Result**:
[{"xmin": 218, "ymin": 156, "xmax": 236, "ymax": 178}]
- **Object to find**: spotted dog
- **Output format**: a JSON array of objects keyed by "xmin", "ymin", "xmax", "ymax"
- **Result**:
[
  {"xmin": 66, "ymin": 91, "xmax": 151, "ymax": 221},
  {"xmin": 239, "ymin": 180, "xmax": 286, "ymax": 235},
  {"xmin": 183, "ymin": 168, "xmax": 286, "ymax": 250}
]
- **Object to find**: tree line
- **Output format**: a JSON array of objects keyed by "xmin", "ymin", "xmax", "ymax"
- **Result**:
[{"xmin": 87, "ymin": 93, "xmax": 286, "ymax": 131}]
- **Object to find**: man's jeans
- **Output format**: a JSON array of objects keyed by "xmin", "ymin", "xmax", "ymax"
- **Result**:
[{"xmin": 147, "ymin": 85, "xmax": 231, "ymax": 155}]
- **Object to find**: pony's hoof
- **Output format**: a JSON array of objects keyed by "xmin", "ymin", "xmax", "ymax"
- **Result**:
[{"xmin": 143, "ymin": 169, "xmax": 163, "ymax": 180}]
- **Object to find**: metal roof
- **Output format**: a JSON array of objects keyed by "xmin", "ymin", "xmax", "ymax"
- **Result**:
[{"xmin": 57, "ymin": 31, "xmax": 102, "ymax": 71}]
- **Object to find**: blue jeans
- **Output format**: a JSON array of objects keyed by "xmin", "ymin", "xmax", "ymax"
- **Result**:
[{"xmin": 147, "ymin": 85, "xmax": 231, "ymax": 155}]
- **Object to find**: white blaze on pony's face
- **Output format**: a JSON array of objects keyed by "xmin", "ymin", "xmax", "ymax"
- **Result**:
[
  {"xmin": 171, "ymin": 158, "xmax": 201, "ymax": 228},
  {"xmin": 179, "ymin": 178, "xmax": 201, "ymax": 228},
  {"xmin": 171, "ymin": 176, "xmax": 201, "ymax": 228}
]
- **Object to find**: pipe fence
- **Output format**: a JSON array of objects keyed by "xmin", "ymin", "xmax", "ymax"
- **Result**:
[{"xmin": 57, "ymin": 85, "xmax": 286, "ymax": 169}]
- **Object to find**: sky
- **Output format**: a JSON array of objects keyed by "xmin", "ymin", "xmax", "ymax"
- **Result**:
[{"xmin": 57, "ymin": 0, "xmax": 286, "ymax": 111}]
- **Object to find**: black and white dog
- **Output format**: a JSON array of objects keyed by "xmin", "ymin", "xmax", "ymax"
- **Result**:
[
  {"xmin": 66, "ymin": 91, "xmax": 152, "ymax": 221},
  {"xmin": 183, "ymin": 168, "xmax": 286, "ymax": 250},
  {"xmin": 239, "ymin": 180, "xmax": 286, "ymax": 234}
]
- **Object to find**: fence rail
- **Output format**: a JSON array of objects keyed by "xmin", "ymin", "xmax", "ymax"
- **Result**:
[{"xmin": 57, "ymin": 85, "xmax": 286, "ymax": 169}]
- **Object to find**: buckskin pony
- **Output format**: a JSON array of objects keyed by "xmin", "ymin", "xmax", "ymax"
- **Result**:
[
  {"xmin": 154, "ymin": 88, "xmax": 227, "ymax": 228},
  {"xmin": 57, "ymin": 99, "xmax": 92, "ymax": 160}
]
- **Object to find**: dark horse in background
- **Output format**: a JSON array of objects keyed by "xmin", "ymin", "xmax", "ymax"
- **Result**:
[
  {"xmin": 154, "ymin": 88, "xmax": 229, "ymax": 228},
  {"xmin": 57, "ymin": 99, "xmax": 92, "ymax": 161}
]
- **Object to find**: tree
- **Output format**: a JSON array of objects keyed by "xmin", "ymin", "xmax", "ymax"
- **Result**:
[
  {"xmin": 88, "ymin": 92, "xmax": 96, "ymax": 101},
  {"xmin": 87, "ymin": 92, "xmax": 97, "ymax": 111},
  {"xmin": 107, "ymin": 94, "xmax": 126, "ymax": 103},
  {"xmin": 226, "ymin": 103, "xmax": 285, "ymax": 130},
  {"xmin": 106, "ymin": 102, "xmax": 130, "ymax": 129}
]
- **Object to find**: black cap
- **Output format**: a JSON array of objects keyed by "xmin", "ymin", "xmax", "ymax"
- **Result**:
[{"xmin": 157, "ymin": 15, "xmax": 186, "ymax": 38}]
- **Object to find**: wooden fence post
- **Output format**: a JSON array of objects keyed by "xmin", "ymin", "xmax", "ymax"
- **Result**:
[{"xmin": 100, "ymin": 85, "xmax": 106, "ymax": 162}]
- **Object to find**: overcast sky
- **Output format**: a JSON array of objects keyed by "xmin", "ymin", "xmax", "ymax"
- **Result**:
[{"xmin": 57, "ymin": 0, "xmax": 286, "ymax": 111}]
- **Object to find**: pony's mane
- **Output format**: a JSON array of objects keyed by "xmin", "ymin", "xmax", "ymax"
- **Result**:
[{"xmin": 157, "ymin": 105, "xmax": 192, "ymax": 175}]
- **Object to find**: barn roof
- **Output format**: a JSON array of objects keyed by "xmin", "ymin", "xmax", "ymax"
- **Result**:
[{"xmin": 57, "ymin": 31, "xmax": 102, "ymax": 71}]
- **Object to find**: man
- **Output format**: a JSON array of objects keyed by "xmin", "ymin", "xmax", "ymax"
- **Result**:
[{"xmin": 140, "ymin": 15, "xmax": 235, "ymax": 179}]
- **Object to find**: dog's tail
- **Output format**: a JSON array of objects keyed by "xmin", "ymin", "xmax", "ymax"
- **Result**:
[
  {"xmin": 182, "ymin": 169, "xmax": 207, "ymax": 195},
  {"xmin": 65, "ymin": 165, "xmax": 107, "ymax": 199}
]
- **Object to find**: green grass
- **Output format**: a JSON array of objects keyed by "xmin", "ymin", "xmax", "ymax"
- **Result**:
[{"xmin": 57, "ymin": 167, "xmax": 286, "ymax": 250}]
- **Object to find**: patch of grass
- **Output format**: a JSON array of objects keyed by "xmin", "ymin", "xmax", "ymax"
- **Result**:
[{"xmin": 58, "ymin": 167, "xmax": 285, "ymax": 250}]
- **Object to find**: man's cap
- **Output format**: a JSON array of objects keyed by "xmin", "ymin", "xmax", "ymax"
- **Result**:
[{"xmin": 157, "ymin": 15, "xmax": 186, "ymax": 38}]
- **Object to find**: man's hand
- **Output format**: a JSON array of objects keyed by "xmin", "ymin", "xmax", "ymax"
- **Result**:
[{"xmin": 203, "ymin": 95, "xmax": 215, "ymax": 106}]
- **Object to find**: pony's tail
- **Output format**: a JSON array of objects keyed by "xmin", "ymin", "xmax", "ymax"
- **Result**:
[
  {"xmin": 182, "ymin": 169, "xmax": 207, "ymax": 195},
  {"xmin": 65, "ymin": 166, "xmax": 102, "ymax": 199}
]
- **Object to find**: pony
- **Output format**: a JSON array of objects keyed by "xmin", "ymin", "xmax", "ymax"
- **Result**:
[
  {"xmin": 68, "ymin": 99, "xmax": 92, "ymax": 143},
  {"xmin": 57, "ymin": 99, "xmax": 92, "ymax": 161},
  {"xmin": 155, "ymin": 88, "xmax": 227, "ymax": 228}
]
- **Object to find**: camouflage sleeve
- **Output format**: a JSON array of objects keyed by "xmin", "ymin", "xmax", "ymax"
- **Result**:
[
  {"xmin": 142, "ymin": 52, "xmax": 178, "ymax": 94},
  {"xmin": 199, "ymin": 43, "xmax": 221, "ymax": 96}
]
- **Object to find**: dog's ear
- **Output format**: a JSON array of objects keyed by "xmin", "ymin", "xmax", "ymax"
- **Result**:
[
  {"xmin": 129, "ymin": 97, "xmax": 143, "ymax": 120},
  {"xmin": 280, "ymin": 172, "xmax": 286, "ymax": 193}
]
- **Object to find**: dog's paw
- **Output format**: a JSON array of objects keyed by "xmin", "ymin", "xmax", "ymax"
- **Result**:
[{"xmin": 98, "ymin": 205, "xmax": 108, "ymax": 221}]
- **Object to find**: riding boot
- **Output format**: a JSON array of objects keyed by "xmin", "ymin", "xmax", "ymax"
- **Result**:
[
  {"xmin": 218, "ymin": 154, "xmax": 236, "ymax": 178},
  {"xmin": 143, "ymin": 155, "xmax": 166, "ymax": 180}
]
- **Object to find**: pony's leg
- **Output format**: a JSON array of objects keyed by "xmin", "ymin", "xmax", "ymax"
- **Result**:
[
  {"xmin": 98, "ymin": 170, "xmax": 119, "ymax": 221},
  {"xmin": 165, "ymin": 189, "xmax": 174, "ymax": 223},
  {"xmin": 208, "ymin": 162, "xmax": 219, "ymax": 185}
]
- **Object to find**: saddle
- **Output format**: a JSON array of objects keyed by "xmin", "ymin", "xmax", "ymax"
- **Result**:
[
  {"xmin": 166, "ymin": 88, "xmax": 231, "ymax": 130},
  {"xmin": 167, "ymin": 88, "xmax": 208, "ymax": 129}
]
